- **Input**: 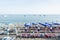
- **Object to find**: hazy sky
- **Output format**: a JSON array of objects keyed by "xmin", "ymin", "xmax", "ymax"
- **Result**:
[{"xmin": 0, "ymin": 0, "xmax": 60, "ymax": 14}]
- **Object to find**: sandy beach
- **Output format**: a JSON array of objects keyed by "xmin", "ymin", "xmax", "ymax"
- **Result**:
[{"xmin": 0, "ymin": 35, "xmax": 58, "ymax": 40}]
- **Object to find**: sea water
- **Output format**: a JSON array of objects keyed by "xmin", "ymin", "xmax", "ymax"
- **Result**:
[{"xmin": 0, "ymin": 14, "xmax": 60, "ymax": 24}]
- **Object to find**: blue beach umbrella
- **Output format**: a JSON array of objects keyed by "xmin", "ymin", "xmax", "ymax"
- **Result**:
[
  {"xmin": 52, "ymin": 22, "xmax": 60, "ymax": 25},
  {"xmin": 32, "ymin": 22, "xmax": 37, "ymax": 25},
  {"xmin": 52, "ymin": 22, "xmax": 60, "ymax": 27},
  {"xmin": 45, "ymin": 22, "xmax": 52, "ymax": 28},
  {"xmin": 24, "ymin": 23, "xmax": 31, "ymax": 27},
  {"xmin": 32, "ymin": 22, "xmax": 38, "ymax": 28},
  {"xmin": 39, "ymin": 23, "xmax": 46, "ymax": 27}
]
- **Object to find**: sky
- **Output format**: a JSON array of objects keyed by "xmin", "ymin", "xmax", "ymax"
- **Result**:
[{"xmin": 0, "ymin": 0, "xmax": 60, "ymax": 14}]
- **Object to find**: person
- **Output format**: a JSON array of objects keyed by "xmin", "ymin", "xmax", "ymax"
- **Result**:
[
  {"xmin": 50, "ymin": 27, "xmax": 53, "ymax": 32},
  {"xmin": 25, "ymin": 29, "xmax": 28, "ymax": 32},
  {"xmin": 37, "ymin": 27, "xmax": 40, "ymax": 32},
  {"xmin": 24, "ymin": 27, "xmax": 29, "ymax": 33}
]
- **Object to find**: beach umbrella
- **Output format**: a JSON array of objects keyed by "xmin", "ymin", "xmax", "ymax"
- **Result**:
[
  {"xmin": 27, "ymin": 34, "xmax": 30, "ymax": 38},
  {"xmin": 32, "ymin": 22, "xmax": 38, "ymax": 28},
  {"xmin": 39, "ymin": 23, "xmax": 43, "ymax": 25},
  {"xmin": 45, "ymin": 33, "xmax": 55, "ymax": 38},
  {"xmin": 52, "ymin": 22, "xmax": 60, "ymax": 27},
  {"xmin": 24, "ymin": 23, "xmax": 31, "ymax": 27},
  {"xmin": 45, "ymin": 34, "xmax": 49, "ymax": 38},
  {"xmin": 45, "ymin": 22, "xmax": 52, "ymax": 28},
  {"xmin": 40, "ymin": 34, "xmax": 45, "ymax": 38},
  {"xmin": 45, "ymin": 23, "xmax": 53, "ymax": 32},
  {"xmin": 22, "ymin": 33, "xmax": 26, "ymax": 38},
  {"xmin": 34, "ymin": 33, "xmax": 39, "ymax": 38},
  {"xmin": 39, "ymin": 23, "xmax": 46, "ymax": 27},
  {"xmin": 52, "ymin": 22, "xmax": 60, "ymax": 25},
  {"xmin": 32, "ymin": 22, "xmax": 37, "ymax": 25}
]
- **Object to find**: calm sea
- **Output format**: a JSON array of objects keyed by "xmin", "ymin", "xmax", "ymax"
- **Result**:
[{"xmin": 0, "ymin": 14, "xmax": 60, "ymax": 24}]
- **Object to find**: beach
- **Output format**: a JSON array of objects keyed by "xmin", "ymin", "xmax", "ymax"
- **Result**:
[
  {"xmin": 0, "ymin": 15, "xmax": 60, "ymax": 40},
  {"xmin": 0, "ymin": 34, "xmax": 59, "ymax": 40}
]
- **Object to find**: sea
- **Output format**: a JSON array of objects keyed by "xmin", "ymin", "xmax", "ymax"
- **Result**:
[{"xmin": 0, "ymin": 14, "xmax": 60, "ymax": 24}]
